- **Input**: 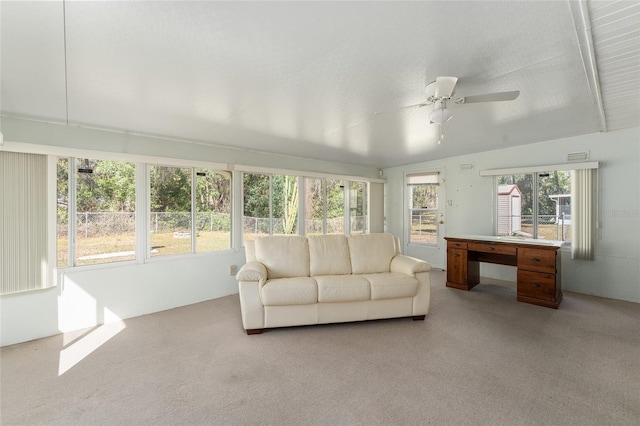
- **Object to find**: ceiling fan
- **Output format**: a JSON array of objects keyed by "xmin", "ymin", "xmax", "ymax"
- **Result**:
[{"xmin": 407, "ymin": 76, "xmax": 520, "ymax": 124}]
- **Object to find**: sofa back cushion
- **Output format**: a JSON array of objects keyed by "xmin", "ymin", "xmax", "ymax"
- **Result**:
[
  {"xmin": 255, "ymin": 235, "xmax": 310, "ymax": 279},
  {"xmin": 245, "ymin": 240, "xmax": 257, "ymax": 262},
  {"xmin": 308, "ymin": 235, "xmax": 352, "ymax": 276},
  {"xmin": 347, "ymin": 233, "xmax": 396, "ymax": 274}
]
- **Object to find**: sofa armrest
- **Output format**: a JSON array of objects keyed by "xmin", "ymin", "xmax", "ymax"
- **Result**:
[
  {"xmin": 237, "ymin": 261, "xmax": 267, "ymax": 331},
  {"xmin": 236, "ymin": 261, "xmax": 267, "ymax": 284},
  {"xmin": 390, "ymin": 254, "xmax": 431, "ymax": 276}
]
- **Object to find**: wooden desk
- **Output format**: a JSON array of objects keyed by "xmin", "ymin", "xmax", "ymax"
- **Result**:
[{"xmin": 445, "ymin": 235, "xmax": 563, "ymax": 309}]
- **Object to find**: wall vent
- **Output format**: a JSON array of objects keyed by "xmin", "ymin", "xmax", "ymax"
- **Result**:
[
  {"xmin": 567, "ymin": 151, "xmax": 589, "ymax": 162},
  {"xmin": 459, "ymin": 163, "xmax": 474, "ymax": 171}
]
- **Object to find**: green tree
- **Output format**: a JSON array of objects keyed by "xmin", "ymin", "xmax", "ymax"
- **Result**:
[
  {"xmin": 196, "ymin": 170, "xmax": 231, "ymax": 213},
  {"xmin": 57, "ymin": 158, "xmax": 69, "ymax": 225},
  {"xmin": 243, "ymin": 173, "xmax": 270, "ymax": 218},
  {"xmin": 149, "ymin": 166, "xmax": 191, "ymax": 212},
  {"xmin": 273, "ymin": 175, "xmax": 298, "ymax": 234},
  {"xmin": 74, "ymin": 159, "xmax": 135, "ymax": 212},
  {"xmin": 538, "ymin": 171, "xmax": 570, "ymax": 215},
  {"xmin": 327, "ymin": 179, "xmax": 345, "ymax": 219},
  {"xmin": 411, "ymin": 185, "xmax": 437, "ymax": 209},
  {"xmin": 498, "ymin": 172, "xmax": 570, "ymax": 217}
]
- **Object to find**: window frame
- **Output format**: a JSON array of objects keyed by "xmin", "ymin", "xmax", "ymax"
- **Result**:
[
  {"xmin": 482, "ymin": 162, "xmax": 599, "ymax": 244},
  {"xmin": 242, "ymin": 172, "xmax": 369, "ymax": 242},
  {"xmin": 493, "ymin": 171, "xmax": 572, "ymax": 242},
  {"xmin": 146, "ymin": 163, "xmax": 234, "ymax": 259},
  {"xmin": 407, "ymin": 172, "xmax": 440, "ymax": 246},
  {"xmin": 57, "ymin": 156, "xmax": 139, "ymax": 268},
  {"xmin": 46, "ymin": 145, "xmax": 377, "ymax": 271},
  {"xmin": 56, "ymin": 156, "xmax": 234, "ymax": 270}
]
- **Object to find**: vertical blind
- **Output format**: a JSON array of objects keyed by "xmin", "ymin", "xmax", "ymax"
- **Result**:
[
  {"xmin": 1, "ymin": 151, "xmax": 50, "ymax": 294},
  {"xmin": 571, "ymin": 168, "xmax": 596, "ymax": 260}
]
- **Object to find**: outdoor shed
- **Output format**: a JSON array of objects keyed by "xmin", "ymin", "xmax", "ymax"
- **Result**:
[{"xmin": 497, "ymin": 184, "xmax": 522, "ymax": 235}]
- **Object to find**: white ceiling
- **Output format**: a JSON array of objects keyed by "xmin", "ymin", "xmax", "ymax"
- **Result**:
[{"xmin": 1, "ymin": 1, "xmax": 638, "ymax": 168}]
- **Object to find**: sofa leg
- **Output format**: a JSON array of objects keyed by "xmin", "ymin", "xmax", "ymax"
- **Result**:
[
  {"xmin": 246, "ymin": 329, "xmax": 263, "ymax": 335},
  {"xmin": 412, "ymin": 315, "xmax": 426, "ymax": 321}
]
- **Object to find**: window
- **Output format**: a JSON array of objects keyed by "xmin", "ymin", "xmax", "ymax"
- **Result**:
[
  {"xmin": 349, "ymin": 181, "xmax": 367, "ymax": 234},
  {"xmin": 149, "ymin": 165, "xmax": 192, "ymax": 256},
  {"xmin": 243, "ymin": 173, "xmax": 271, "ymax": 241},
  {"xmin": 149, "ymin": 166, "xmax": 232, "ymax": 257},
  {"xmin": 305, "ymin": 178, "xmax": 324, "ymax": 235},
  {"xmin": 195, "ymin": 170, "xmax": 231, "ymax": 251},
  {"xmin": 327, "ymin": 179, "xmax": 345, "ymax": 234},
  {"xmin": 272, "ymin": 175, "xmax": 299, "ymax": 235},
  {"xmin": 408, "ymin": 173, "xmax": 439, "ymax": 245},
  {"xmin": 244, "ymin": 173, "xmax": 367, "ymax": 240},
  {"xmin": 304, "ymin": 178, "xmax": 347, "ymax": 235},
  {"xmin": 57, "ymin": 158, "xmax": 137, "ymax": 267},
  {"xmin": 496, "ymin": 171, "xmax": 572, "ymax": 241},
  {"xmin": 242, "ymin": 173, "xmax": 299, "ymax": 241},
  {"xmin": 57, "ymin": 159, "xmax": 231, "ymax": 266},
  {"xmin": 56, "ymin": 158, "xmax": 69, "ymax": 267}
]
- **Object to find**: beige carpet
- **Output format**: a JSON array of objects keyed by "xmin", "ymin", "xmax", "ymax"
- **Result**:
[{"xmin": 1, "ymin": 271, "xmax": 639, "ymax": 425}]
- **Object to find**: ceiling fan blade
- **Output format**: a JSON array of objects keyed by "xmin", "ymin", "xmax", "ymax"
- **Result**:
[
  {"xmin": 373, "ymin": 102, "xmax": 429, "ymax": 115},
  {"xmin": 401, "ymin": 102, "xmax": 429, "ymax": 109},
  {"xmin": 435, "ymin": 76, "xmax": 458, "ymax": 99},
  {"xmin": 458, "ymin": 90, "xmax": 520, "ymax": 104}
]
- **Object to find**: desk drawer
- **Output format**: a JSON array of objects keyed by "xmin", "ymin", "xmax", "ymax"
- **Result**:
[
  {"xmin": 447, "ymin": 241, "xmax": 468, "ymax": 250},
  {"xmin": 468, "ymin": 242, "xmax": 516, "ymax": 256},
  {"xmin": 517, "ymin": 270, "xmax": 557, "ymax": 302},
  {"xmin": 518, "ymin": 248, "xmax": 556, "ymax": 273}
]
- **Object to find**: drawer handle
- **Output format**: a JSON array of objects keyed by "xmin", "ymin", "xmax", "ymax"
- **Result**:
[
  {"xmin": 488, "ymin": 247, "xmax": 495, "ymax": 251},
  {"xmin": 453, "ymin": 254, "xmax": 460, "ymax": 258},
  {"xmin": 531, "ymin": 283, "xmax": 541, "ymax": 288},
  {"xmin": 531, "ymin": 258, "xmax": 541, "ymax": 262}
]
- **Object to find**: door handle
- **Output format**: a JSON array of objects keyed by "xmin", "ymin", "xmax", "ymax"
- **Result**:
[{"xmin": 439, "ymin": 220, "xmax": 445, "ymax": 224}]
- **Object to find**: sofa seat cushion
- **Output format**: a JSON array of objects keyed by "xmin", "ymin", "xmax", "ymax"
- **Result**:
[
  {"xmin": 315, "ymin": 275, "xmax": 371, "ymax": 303},
  {"xmin": 260, "ymin": 277, "xmax": 317, "ymax": 306},
  {"xmin": 308, "ymin": 235, "xmax": 352, "ymax": 276},
  {"xmin": 362, "ymin": 273, "xmax": 419, "ymax": 300}
]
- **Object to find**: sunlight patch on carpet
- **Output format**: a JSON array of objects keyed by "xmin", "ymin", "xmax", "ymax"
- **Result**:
[{"xmin": 58, "ymin": 320, "xmax": 126, "ymax": 376}]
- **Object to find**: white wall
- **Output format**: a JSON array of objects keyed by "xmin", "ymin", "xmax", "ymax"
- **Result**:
[
  {"xmin": 384, "ymin": 128, "xmax": 640, "ymax": 303},
  {"xmin": 369, "ymin": 182, "xmax": 385, "ymax": 233},
  {"xmin": 1, "ymin": 252, "xmax": 242, "ymax": 346},
  {"xmin": 0, "ymin": 118, "xmax": 380, "ymax": 346}
]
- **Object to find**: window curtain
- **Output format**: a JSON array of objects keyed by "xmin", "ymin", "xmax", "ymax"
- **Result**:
[
  {"xmin": 571, "ymin": 168, "xmax": 596, "ymax": 260},
  {"xmin": 1, "ymin": 151, "xmax": 50, "ymax": 294}
]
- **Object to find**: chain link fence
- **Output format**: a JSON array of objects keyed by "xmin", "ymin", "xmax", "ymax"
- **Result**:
[
  {"xmin": 60, "ymin": 212, "xmax": 363, "ymax": 239},
  {"xmin": 304, "ymin": 217, "xmax": 347, "ymax": 234},
  {"xmin": 244, "ymin": 215, "xmax": 361, "ymax": 236},
  {"xmin": 58, "ymin": 212, "xmax": 137, "ymax": 238},
  {"xmin": 58, "ymin": 212, "xmax": 231, "ymax": 238},
  {"xmin": 499, "ymin": 214, "xmax": 571, "ymax": 241}
]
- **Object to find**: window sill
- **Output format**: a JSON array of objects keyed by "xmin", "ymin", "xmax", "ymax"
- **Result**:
[{"xmin": 57, "ymin": 248, "xmax": 239, "ymax": 272}]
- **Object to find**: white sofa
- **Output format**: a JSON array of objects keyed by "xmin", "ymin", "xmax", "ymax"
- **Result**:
[{"xmin": 236, "ymin": 233, "xmax": 431, "ymax": 334}]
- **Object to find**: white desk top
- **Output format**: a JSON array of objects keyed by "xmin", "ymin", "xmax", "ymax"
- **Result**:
[{"xmin": 445, "ymin": 234, "xmax": 564, "ymax": 248}]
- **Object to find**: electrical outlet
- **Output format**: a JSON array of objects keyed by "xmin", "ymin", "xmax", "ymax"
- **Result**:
[{"xmin": 229, "ymin": 265, "xmax": 238, "ymax": 275}]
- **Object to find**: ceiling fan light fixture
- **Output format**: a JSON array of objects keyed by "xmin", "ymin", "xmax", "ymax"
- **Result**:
[{"xmin": 429, "ymin": 107, "xmax": 453, "ymax": 124}]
